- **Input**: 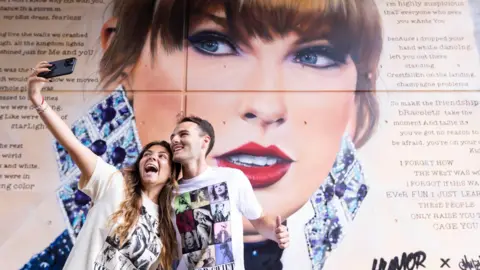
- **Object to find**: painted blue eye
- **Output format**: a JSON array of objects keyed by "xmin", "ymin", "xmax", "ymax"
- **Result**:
[
  {"xmin": 188, "ymin": 31, "xmax": 238, "ymax": 56},
  {"xmin": 297, "ymin": 53, "xmax": 318, "ymax": 65},
  {"xmin": 294, "ymin": 51, "xmax": 336, "ymax": 68},
  {"xmin": 293, "ymin": 46, "xmax": 347, "ymax": 69},
  {"xmin": 194, "ymin": 39, "xmax": 236, "ymax": 55},
  {"xmin": 198, "ymin": 40, "xmax": 219, "ymax": 52}
]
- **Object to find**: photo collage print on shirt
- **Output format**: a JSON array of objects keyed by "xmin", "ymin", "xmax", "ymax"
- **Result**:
[
  {"xmin": 94, "ymin": 206, "xmax": 162, "ymax": 270},
  {"xmin": 174, "ymin": 182, "xmax": 235, "ymax": 270}
]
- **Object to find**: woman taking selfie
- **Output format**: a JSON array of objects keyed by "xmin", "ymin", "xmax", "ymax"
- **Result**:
[
  {"xmin": 24, "ymin": 0, "xmax": 383, "ymax": 268},
  {"xmin": 27, "ymin": 61, "xmax": 180, "ymax": 270}
]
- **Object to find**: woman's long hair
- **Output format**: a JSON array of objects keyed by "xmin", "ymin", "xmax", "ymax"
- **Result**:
[{"xmin": 108, "ymin": 140, "xmax": 181, "ymax": 270}]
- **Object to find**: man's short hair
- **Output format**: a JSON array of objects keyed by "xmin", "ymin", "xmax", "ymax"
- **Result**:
[{"xmin": 179, "ymin": 115, "xmax": 215, "ymax": 156}]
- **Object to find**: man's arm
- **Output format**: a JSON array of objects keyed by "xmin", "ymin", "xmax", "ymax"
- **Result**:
[
  {"xmin": 235, "ymin": 170, "xmax": 290, "ymax": 248},
  {"xmin": 235, "ymin": 169, "xmax": 290, "ymax": 248},
  {"xmin": 250, "ymin": 215, "xmax": 290, "ymax": 249}
]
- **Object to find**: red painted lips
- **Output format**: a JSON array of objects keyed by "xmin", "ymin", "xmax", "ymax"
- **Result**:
[{"xmin": 215, "ymin": 142, "xmax": 293, "ymax": 188}]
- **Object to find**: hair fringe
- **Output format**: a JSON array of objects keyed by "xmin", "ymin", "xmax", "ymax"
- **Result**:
[{"xmin": 100, "ymin": 0, "xmax": 382, "ymax": 147}]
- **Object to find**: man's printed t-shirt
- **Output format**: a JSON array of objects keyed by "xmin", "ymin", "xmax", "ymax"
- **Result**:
[{"xmin": 173, "ymin": 167, "xmax": 263, "ymax": 270}]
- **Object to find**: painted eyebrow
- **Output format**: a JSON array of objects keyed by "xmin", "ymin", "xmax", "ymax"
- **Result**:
[
  {"xmin": 190, "ymin": 10, "xmax": 228, "ymax": 29},
  {"xmin": 190, "ymin": 12, "xmax": 332, "ymax": 52},
  {"xmin": 189, "ymin": 12, "xmax": 258, "ymax": 50},
  {"xmin": 204, "ymin": 13, "xmax": 228, "ymax": 28},
  {"xmin": 294, "ymin": 35, "xmax": 331, "ymax": 46}
]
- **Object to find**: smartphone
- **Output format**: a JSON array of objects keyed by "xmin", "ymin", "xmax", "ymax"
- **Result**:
[{"xmin": 38, "ymin": 57, "xmax": 77, "ymax": 79}]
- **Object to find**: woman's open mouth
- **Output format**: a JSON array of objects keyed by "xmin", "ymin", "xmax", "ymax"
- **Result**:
[{"xmin": 214, "ymin": 142, "xmax": 293, "ymax": 188}]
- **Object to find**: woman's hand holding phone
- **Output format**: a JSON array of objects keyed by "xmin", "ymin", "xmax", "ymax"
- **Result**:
[{"xmin": 27, "ymin": 61, "xmax": 52, "ymax": 106}]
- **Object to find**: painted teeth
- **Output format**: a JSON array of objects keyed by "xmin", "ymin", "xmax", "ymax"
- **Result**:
[{"xmin": 227, "ymin": 155, "xmax": 282, "ymax": 167}]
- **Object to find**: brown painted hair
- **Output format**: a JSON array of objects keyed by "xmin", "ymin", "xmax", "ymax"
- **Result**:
[
  {"xmin": 100, "ymin": 0, "xmax": 383, "ymax": 147},
  {"xmin": 108, "ymin": 140, "xmax": 181, "ymax": 270}
]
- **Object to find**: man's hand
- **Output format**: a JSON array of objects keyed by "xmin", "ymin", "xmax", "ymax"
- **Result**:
[
  {"xmin": 249, "ymin": 214, "xmax": 290, "ymax": 247},
  {"xmin": 275, "ymin": 216, "xmax": 289, "ymax": 249}
]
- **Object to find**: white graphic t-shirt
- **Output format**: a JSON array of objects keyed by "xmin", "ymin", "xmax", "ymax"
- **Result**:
[
  {"xmin": 173, "ymin": 167, "xmax": 263, "ymax": 270},
  {"xmin": 63, "ymin": 156, "xmax": 163, "ymax": 270}
]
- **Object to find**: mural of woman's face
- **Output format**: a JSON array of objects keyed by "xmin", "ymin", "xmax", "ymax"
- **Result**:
[
  {"xmin": 101, "ymin": 5, "xmax": 357, "ymax": 235},
  {"xmin": 184, "ymin": 13, "xmax": 358, "ymax": 226}
]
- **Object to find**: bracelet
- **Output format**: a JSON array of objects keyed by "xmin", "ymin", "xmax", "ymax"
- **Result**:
[
  {"xmin": 36, "ymin": 101, "xmax": 49, "ymax": 114},
  {"xmin": 32, "ymin": 96, "xmax": 44, "ymax": 110}
]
